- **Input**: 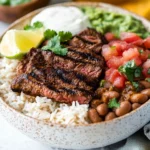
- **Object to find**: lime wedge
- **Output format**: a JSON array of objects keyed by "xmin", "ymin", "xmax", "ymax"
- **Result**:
[{"xmin": 0, "ymin": 29, "xmax": 44, "ymax": 59}]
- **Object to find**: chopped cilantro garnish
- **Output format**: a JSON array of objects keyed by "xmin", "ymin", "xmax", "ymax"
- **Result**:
[
  {"xmin": 42, "ymin": 35, "xmax": 68, "ymax": 56},
  {"xmin": 132, "ymin": 82, "xmax": 140, "ymax": 89},
  {"xmin": 44, "ymin": 29, "xmax": 57, "ymax": 40},
  {"xmin": 145, "ymin": 78, "xmax": 150, "ymax": 82},
  {"xmin": 33, "ymin": 21, "xmax": 43, "ymax": 28},
  {"xmin": 118, "ymin": 60, "xmax": 142, "ymax": 90},
  {"xmin": 24, "ymin": 21, "xmax": 44, "ymax": 30},
  {"xmin": 134, "ymin": 67, "xmax": 142, "ymax": 78},
  {"xmin": 44, "ymin": 30, "xmax": 72, "ymax": 42},
  {"xmin": 139, "ymin": 49, "xmax": 144, "ymax": 54},
  {"xmin": 58, "ymin": 31, "xmax": 73, "ymax": 42},
  {"xmin": 42, "ymin": 30, "xmax": 72, "ymax": 56},
  {"xmin": 148, "ymin": 54, "xmax": 150, "ymax": 59},
  {"xmin": 148, "ymin": 68, "xmax": 150, "ymax": 74},
  {"xmin": 108, "ymin": 98, "xmax": 120, "ymax": 109},
  {"xmin": 100, "ymin": 80, "xmax": 106, "ymax": 87},
  {"xmin": 118, "ymin": 60, "xmax": 142, "ymax": 82}
]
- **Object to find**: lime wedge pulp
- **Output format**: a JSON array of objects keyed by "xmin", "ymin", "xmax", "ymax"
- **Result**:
[{"xmin": 0, "ymin": 29, "xmax": 44, "ymax": 59}]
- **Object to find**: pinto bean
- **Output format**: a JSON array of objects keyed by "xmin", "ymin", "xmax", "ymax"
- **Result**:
[
  {"xmin": 132, "ymin": 103, "xmax": 141, "ymax": 110},
  {"xmin": 96, "ymin": 103, "xmax": 108, "ymax": 116},
  {"xmin": 88, "ymin": 109, "xmax": 103, "ymax": 123},
  {"xmin": 139, "ymin": 81, "xmax": 150, "ymax": 88},
  {"xmin": 90, "ymin": 99, "xmax": 102, "ymax": 108},
  {"xmin": 102, "ymin": 91, "xmax": 120, "ymax": 103},
  {"xmin": 95, "ymin": 88, "xmax": 107, "ymax": 98},
  {"xmin": 115, "ymin": 101, "xmax": 132, "ymax": 117},
  {"xmin": 130, "ymin": 93, "xmax": 148, "ymax": 104},
  {"xmin": 141, "ymin": 89, "xmax": 150, "ymax": 97},
  {"xmin": 105, "ymin": 112, "xmax": 117, "ymax": 121}
]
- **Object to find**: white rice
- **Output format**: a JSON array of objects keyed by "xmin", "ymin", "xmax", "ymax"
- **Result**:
[{"xmin": 0, "ymin": 58, "xmax": 89, "ymax": 125}]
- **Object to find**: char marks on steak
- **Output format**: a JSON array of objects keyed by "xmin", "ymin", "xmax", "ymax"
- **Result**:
[
  {"xmin": 11, "ymin": 28, "xmax": 107, "ymax": 104},
  {"xmin": 69, "ymin": 28, "xmax": 107, "ymax": 54}
]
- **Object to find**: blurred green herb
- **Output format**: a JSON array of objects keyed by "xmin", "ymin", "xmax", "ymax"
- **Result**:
[
  {"xmin": 44, "ymin": 30, "xmax": 72, "ymax": 42},
  {"xmin": 132, "ymin": 82, "xmax": 140, "ymax": 89},
  {"xmin": 118, "ymin": 60, "xmax": 142, "ymax": 82},
  {"xmin": 139, "ymin": 49, "xmax": 144, "ymax": 54},
  {"xmin": 108, "ymin": 98, "xmax": 120, "ymax": 109},
  {"xmin": 0, "ymin": 0, "xmax": 31, "ymax": 6},
  {"xmin": 44, "ymin": 29, "xmax": 57, "ymax": 40},
  {"xmin": 118, "ymin": 60, "xmax": 142, "ymax": 90},
  {"xmin": 42, "ymin": 30, "xmax": 72, "ymax": 56},
  {"xmin": 42, "ymin": 36, "xmax": 68, "ymax": 56},
  {"xmin": 100, "ymin": 80, "xmax": 106, "ymax": 87},
  {"xmin": 145, "ymin": 78, "xmax": 150, "ymax": 82},
  {"xmin": 24, "ymin": 21, "xmax": 43, "ymax": 30},
  {"xmin": 134, "ymin": 67, "xmax": 142, "ymax": 78},
  {"xmin": 58, "ymin": 31, "xmax": 73, "ymax": 42}
]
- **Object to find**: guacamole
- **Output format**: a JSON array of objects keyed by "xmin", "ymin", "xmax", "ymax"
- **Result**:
[{"xmin": 82, "ymin": 7, "xmax": 150, "ymax": 38}]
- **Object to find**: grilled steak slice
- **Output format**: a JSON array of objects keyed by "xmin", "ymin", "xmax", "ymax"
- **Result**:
[
  {"xmin": 29, "ymin": 66, "xmax": 93, "ymax": 91},
  {"xmin": 11, "ymin": 28, "xmax": 106, "ymax": 104},
  {"xmin": 45, "ymin": 52, "xmax": 102, "ymax": 79},
  {"xmin": 67, "ymin": 46, "xmax": 104, "ymax": 66},
  {"xmin": 69, "ymin": 28, "xmax": 107, "ymax": 54},
  {"xmin": 23, "ymin": 49, "xmax": 102, "ymax": 82},
  {"xmin": 11, "ymin": 74, "xmax": 92, "ymax": 104},
  {"xmin": 78, "ymin": 28, "xmax": 107, "ymax": 44}
]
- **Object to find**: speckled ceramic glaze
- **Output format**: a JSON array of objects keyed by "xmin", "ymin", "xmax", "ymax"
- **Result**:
[{"xmin": 0, "ymin": 2, "xmax": 150, "ymax": 150}]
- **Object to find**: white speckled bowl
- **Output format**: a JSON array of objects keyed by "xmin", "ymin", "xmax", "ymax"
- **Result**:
[{"xmin": 0, "ymin": 2, "xmax": 150, "ymax": 150}]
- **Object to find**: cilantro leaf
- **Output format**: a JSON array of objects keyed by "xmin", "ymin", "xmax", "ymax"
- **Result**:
[
  {"xmin": 44, "ymin": 29, "xmax": 57, "ymax": 40},
  {"xmin": 139, "ymin": 49, "xmax": 144, "ymax": 54},
  {"xmin": 145, "ymin": 78, "xmax": 150, "ymax": 82},
  {"xmin": 33, "ymin": 21, "xmax": 43, "ymax": 28},
  {"xmin": 58, "ymin": 31, "xmax": 72, "ymax": 42},
  {"xmin": 118, "ymin": 60, "xmax": 142, "ymax": 82},
  {"xmin": 148, "ymin": 54, "xmax": 150, "ymax": 59},
  {"xmin": 42, "ymin": 30, "xmax": 72, "ymax": 56},
  {"xmin": 108, "ymin": 98, "xmax": 120, "ymax": 109},
  {"xmin": 100, "ymin": 80, "xmax": 106, "ymax": 87},
  {"xmin": 42, "ymin": 36, "xmax": 67, "ymax": 56},
  {"xmin": 134, "ymin": 67, "xmax": 142, "ymax": 78},
  {"xmin": 132, "ymin": 82, "xmax": 139, "ymax": 89},
  {"xmin": 24, "ymin": 25, "xmax": 33, "ymax": 30},
  {"xmin": 24, "ymin": 21, "xmax": 43, "ymax": 30}
]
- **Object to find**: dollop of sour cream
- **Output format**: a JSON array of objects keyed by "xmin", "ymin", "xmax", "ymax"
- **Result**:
[{"xmin": 31, "ymin": 6, "xmax": 91, "ymax": 35}]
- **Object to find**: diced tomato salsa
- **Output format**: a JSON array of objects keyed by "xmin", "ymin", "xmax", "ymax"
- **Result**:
[{"xmin": 103, "ymin": 32, "xmax": 150, "ymax": 88}]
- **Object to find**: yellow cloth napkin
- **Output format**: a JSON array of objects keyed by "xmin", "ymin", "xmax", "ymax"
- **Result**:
[{"xmin": 118, "ymin": 0, "xmax": 150, "ymax": 20}]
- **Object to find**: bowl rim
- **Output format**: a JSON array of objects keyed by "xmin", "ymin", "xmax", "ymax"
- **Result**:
[{"xmin": 0, "ymin": 1, "xmax": 150, "ymax": 128}]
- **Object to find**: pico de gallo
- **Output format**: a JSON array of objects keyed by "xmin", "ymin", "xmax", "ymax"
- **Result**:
[
  {"xmin": 103, "ymin": 32, "xmax": 150, "ymax": 89},
  {"xmin": 88, "ymin": 32, "xmax": 150, "ymax": 123}
]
